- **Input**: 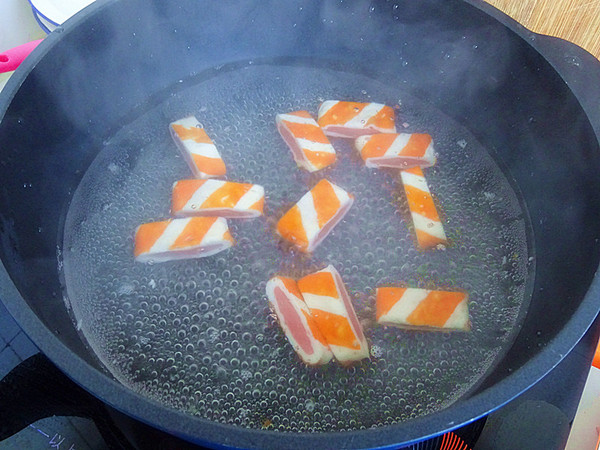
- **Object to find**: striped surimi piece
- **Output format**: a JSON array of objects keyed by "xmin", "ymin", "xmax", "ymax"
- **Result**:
[
  {"xmin": 376, "ymin": 287, "xmax": 470, "ymax": 331},
  {"xmin": 355, "ymin": 133, "xmax": 437, "ymax": 169},
  {"xmin": 266, "ymin": 276, "xmax": 333, "ymax": 366},
  {"xmin": 170, "ymin": 116, "xmax": 227, "ymax": 179},
  {"xmin": 297, "ymin": 265, "xmax": 369, "ymax": 364},
  {"xmin": 276, "ymin": 179, "xmax": 354, "ymax": 253},
  {"xmin": 276, "ymin": 110, "xmax": 336, "ymax": 172},
  {"xmin": 134, "ymin": 217, "xmax": 234, "ymax": 263},
  {"xmin": 400, "ymin": 166, "xmax": 448, "ymax": 249},
  {"xmin": 172, "ymin": 179, "xmax": 264, "ymax": 219},
  {"xmin": 317, "ymin": 101, "xmax": 396, "ymax": 138}
]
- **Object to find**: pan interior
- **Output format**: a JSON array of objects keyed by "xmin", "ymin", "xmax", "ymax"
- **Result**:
[{"xmin": 61, "ymin": 62, "xmax": 532, "ymax": 431}]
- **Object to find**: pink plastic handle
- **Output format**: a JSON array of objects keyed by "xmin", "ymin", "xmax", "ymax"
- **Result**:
[{"xmin": 0, "ymin": 39, "xmax": 44, "ymax": 74}]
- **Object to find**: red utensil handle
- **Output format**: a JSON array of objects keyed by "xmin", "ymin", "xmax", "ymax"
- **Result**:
[{"xmin": 0, "ymin": 39, "xmax": 44, "ymax": 74}]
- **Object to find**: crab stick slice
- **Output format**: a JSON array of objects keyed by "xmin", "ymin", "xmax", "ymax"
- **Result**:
[
  {"xmin": 276, "ymin": 179, "xmax": 354, "ymax": 253},
  {"xmin": 297, "ymin": 265, "xmax": 369, "ymax": 364},
  {"xmin": 134, "ymin": 217, "xmax": 234, "ymax": 263},
  {"xmin": 400, "ymin": 167, "xmax": 448, "ymax": 249},
  {"xmin": 276, "ymin": 110, "xmax": 337, "ymax": 172},
  {"xmin": 376, "ymin": 287, "xmax": 470, "ymax": 331},
  {"xmin": 355, "ymin": 133, "xmax": 437, "ymax": 169},
  {"xmin": 170, "ymin": 116, "xmax": 227, "ymax": 179},
  {"xmin": 266, "ymin": 276, "xmax": 333, "ymax": 366},
  {"xmin": 317, "ymin": 101, "xmax": 396, "ymax": 138},
  {"xmin": 172, "ymin": 179, "xmax": 264, "ymax": 219}
]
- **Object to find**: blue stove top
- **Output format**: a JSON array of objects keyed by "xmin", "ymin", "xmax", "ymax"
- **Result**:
[{"xmin": 0, "ymin": 301, "xmax": 104, "ymax": 450}]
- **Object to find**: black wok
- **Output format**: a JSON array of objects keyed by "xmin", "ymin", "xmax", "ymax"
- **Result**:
[{"xmin": 1, "ymin": 0, "xmax": 600, "ymax": 448}]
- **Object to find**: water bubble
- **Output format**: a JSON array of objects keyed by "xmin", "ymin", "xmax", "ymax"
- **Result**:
[{"xmin": 370, "ymin": 345, "xmax": 384, "ymax": 358}]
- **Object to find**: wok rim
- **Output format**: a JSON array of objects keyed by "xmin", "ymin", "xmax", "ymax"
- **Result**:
[{"xmin": 1, "ymin": 0, "xmax": 600, "ymax": 448}]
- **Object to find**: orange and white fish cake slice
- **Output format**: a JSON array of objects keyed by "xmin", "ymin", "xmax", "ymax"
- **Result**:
[
  {"xmin": 400, "ymin": 166, "xmax": 448, "ymax": 249},
  {"xmin": 266, "ymin": 276, "xmax": 333, "ymax": 366},
  {"xmin": 134, "ymin": 217, "xmax": 234, "ymax": 263},
  {"xmin": 317, "ymin": 101, "xmax": 396, "ymax": 138},
  {"xmin": 276, "ymin": 179, "xmax": 354, "ymax": 253},
  {"xmin": 172, "ymin": 179, "xmax": 264, "ymax": 219},
  {"xmin": 355, "ymin": 133, "xmax": 437, "ymax": 169},
  {"xmin": 376, "ymin": 287, "xmax": 470, "ymax": 331},
  {"xmin": 170, "ymin": 116, "xmax": 227, "ymax": 179},
  {"xmin": 297, "ymin": 265, "xmax": 369, "ymax": 364},
  {"xmin": 276, "ymin": 110, "xmax": 336, "ymax": 172}
]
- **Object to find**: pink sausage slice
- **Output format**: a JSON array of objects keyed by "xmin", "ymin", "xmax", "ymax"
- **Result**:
[{"xmin": 266, "ymin": 276, "xmax": 333, "ymax": 366}]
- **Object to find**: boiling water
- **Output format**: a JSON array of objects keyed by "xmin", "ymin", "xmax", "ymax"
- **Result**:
[{"xmin": 62, "ymin": 63, "xmax": 532, "ymax": 431}]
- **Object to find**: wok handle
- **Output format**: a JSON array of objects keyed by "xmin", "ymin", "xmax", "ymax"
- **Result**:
[
  {"xmin": 473, "ymin": 0, "xmax": 600, "ymax": 135},
  {"xmin": 532, "ymin": 34, "xmax": 600, "ymax": 136},
  {"xmin": 0, "ymin": 39, "xmax": 44, "ymax": 74},
  {"xmin": 0, "ymin": 353, "xmax": 130, "ymax": 448}
]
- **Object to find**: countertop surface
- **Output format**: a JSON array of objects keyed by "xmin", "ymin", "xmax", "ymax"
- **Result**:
[{"xmin": 486, "ymin": 0, "xmax": 600, "ymax": 60}]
